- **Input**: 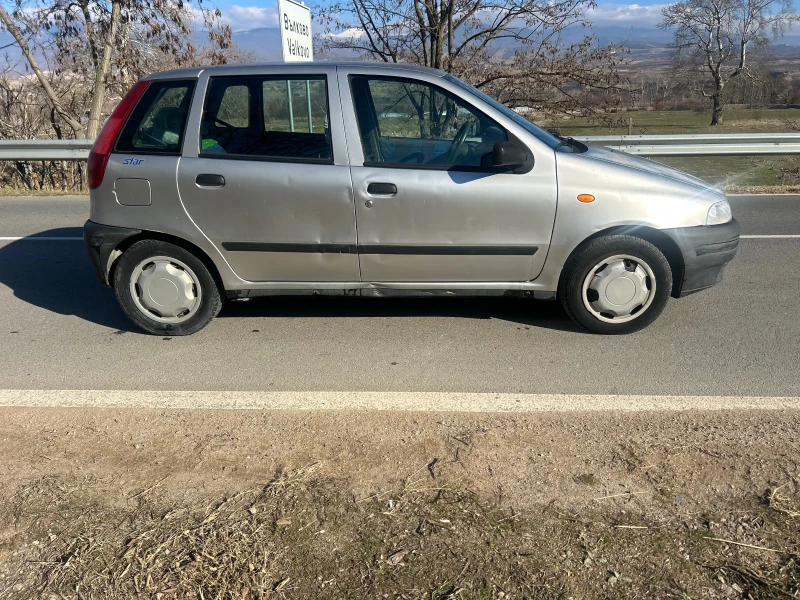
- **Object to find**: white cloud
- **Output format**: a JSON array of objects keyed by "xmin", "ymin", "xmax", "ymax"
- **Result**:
[
  {"xmin": 586, "ymin": 3, "xmax": 668, "ymax": 26},
  {"xmin": 221, "ymin": 5, "xmax": 280, "ymax": 32}
]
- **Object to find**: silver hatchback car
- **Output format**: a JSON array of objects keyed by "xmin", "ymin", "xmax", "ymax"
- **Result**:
[{"xmin": 84, "ymin": 62, "xmax": 739, "ymax": 335}]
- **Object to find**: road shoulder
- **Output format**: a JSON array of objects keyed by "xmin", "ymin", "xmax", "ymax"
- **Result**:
[{"xmin": 2, "ymin": 407, "xmax": 799, "ymax": 598}]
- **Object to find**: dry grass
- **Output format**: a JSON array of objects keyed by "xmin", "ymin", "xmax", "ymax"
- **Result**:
[
  {"xmin": 0, "ymin": 188, "xmax": 87, "ymax": 196},
  {"xmin": 768, "ymin": 484, "xmax": 800, "ymax": 520},
  {"xmin": 2, "ymin": 467, "xmax": 800, "ymax": 599}
]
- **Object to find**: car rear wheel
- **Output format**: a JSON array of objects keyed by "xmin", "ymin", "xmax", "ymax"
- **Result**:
[
  {"xmin": 559, "ymin": 235, "xmax": 672, "ymax": 334},
  {"xmin": 113, "ymin": 240, "xmax": 222, "ymax": 335}
]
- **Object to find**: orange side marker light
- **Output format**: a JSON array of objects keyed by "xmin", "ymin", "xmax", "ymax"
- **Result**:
[{"xmin": 577, "ymin": 194, "xmax": 595, "ymax": 203}]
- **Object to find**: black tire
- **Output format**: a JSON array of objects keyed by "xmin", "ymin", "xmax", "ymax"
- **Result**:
[
  {"xmin": 113, "ymin": 239, "xmax": 222, "ymax": 335},
  {"xmin": 558, "ymin": 235, "xmax": 672, "ymax": 335}
]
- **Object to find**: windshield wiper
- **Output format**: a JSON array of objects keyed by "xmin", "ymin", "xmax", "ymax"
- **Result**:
[
  {"xmin": 555, "ymin": 136, "xmax": 576, "ymax": 152},
  {"xmin": 547, "ymin": 128, "xmax": 576, "ymax": 151}
]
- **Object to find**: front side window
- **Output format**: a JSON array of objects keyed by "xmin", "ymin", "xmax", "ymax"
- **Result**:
[
  {"xmin": 116, "ymin": 79, "xmax": 195, "ymax": 154},
  {"xmin": 443, "ymin": 74, "xmax": 562, "ymax": 149},
  {"xmin": 350, "ymin": 75, "xmax": 507, "ymax": 168},
  {"xmin": 200, "ymin": 75, "xmax": 331, "ymax": 161}
]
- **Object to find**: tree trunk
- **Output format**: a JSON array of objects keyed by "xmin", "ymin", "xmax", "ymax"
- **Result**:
[
  {"xmin": 710, "ymin": 93, "xmax": 724, "ymax": 126},
  {"xmin": 86, "ymin": 0, "xmax": 122, "ymax": 139},
  {"xmin": 710, "ymin": 77, "xmax": 724, "ymax": 126}
]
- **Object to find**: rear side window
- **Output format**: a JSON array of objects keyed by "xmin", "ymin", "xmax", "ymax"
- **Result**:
[
  {"xmin": 116, "ymin": 79, "xmax": 195, "ymax": 154},
  {"xmin": 200, "ymin": 75, "xmax": 331, "ymax": 161}
]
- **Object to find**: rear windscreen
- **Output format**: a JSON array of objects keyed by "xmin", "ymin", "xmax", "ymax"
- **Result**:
[{"xmin": 115, "ymin": 79, "xmax": 196, "ymax": 155}]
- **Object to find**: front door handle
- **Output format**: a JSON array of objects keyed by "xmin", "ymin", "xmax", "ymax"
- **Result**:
[
  {"xmin": 196, "ymin": 173, "xmax": 225, "ymax": 188},
  {"xmin": 367, "ymin": 182, "xmax": 397, "ymax": 196}
]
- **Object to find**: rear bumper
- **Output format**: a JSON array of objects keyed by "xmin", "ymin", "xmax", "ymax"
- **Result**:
[
  {"xmin": 664, "ymin": 219, "xmax": 740, "ymax": 297},
  {"xmin": 83, "ymin": 220, "xmax": 142, "ymax": 286}
]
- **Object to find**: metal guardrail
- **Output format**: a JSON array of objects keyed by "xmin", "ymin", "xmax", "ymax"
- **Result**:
[
  {"xmin": 573, "ymin": 133, "xmax": 800, "ymax": 156},
  {"xmin": 0, "ymin": 139, "xmax": 94, "ymax": 161},
  {"xmin": 2, "ymin": 133, "xmax": 800, "ymax": 160}
]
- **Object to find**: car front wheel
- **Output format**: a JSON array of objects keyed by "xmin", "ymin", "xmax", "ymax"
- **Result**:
[{"xmin": 559, "ymin": 235, "xmax": 673, "ymax": 334}]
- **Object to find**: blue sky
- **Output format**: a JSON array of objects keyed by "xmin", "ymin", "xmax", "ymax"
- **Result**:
[{"xmin": 212, "ymin": 0, "xmax": 671, "ymax": 32}]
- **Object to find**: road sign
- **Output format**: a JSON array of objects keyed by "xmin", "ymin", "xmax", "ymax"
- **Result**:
[{"xmin": 278, "ymin": 0, "xmax": 313, "ymax": 62}]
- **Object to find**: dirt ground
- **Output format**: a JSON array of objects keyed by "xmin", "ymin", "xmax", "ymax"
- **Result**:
[{"xmin": 1, "ymin": 407, "xmax": 799, "ymax": 599}]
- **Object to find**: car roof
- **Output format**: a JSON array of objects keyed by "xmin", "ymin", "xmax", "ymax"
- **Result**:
[{"xmin": 142, "ymin": 61, "xmax": 446, "ymax": 80}]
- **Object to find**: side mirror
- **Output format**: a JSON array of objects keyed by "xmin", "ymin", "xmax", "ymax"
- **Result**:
[{"xmin": 492, "ymin": 140, "xmax": 533, "ymax": 173}]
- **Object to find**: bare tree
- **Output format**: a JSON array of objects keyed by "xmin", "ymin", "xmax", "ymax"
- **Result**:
[
  {"xmin": 0, "ymin": 0, "xmax": 232, "ymax": 138},
  {"xmin": 0, "ymin": 57, "xmax": 87, "ymax": 190},
  {"xmin": 316, "ymin": 0, "xmax": 627, "ymax": 116},
  {"xmin": 660, "ymin": 0, "xmax": 798, "ymax": 125}
]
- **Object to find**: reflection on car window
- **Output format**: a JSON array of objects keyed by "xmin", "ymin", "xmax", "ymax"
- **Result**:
[
  {"xmin": 200, "ymin": 75, "xmax": 331, "ymax": 160},
  {"xmin": 262, "ymin": 79, "xmax": 328, "ymax": 134},
  {"xmin": 217, "ymin": 85, "xmax": 250, "ymax": 128},
  {"xmin": 350, "ymin": 75, "xmax": 507, "ymax": 168},
  {"xmin": 443, "ymin": 74, "xmax": 561, "ymax": 149},
  {"xmin": 116, "ymin": 80, "xmax": 195, "ymax": 154}
]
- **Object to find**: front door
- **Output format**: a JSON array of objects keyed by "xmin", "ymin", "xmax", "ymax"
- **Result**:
[
  {"xmin": 177, "ymin": 72, "xmax": 359, "ymax": 282},
  {"xmin": 341, "ymin": 71, "xmax": 556, "ymax": 283}
]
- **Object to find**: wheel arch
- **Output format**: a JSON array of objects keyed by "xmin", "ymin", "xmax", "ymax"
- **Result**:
[
  {"xmin": 109, "ymin": 231, "xmax": 226, "ymax": 296},
  {"xmin": 560, "ymin": 225, "xmax": 685, "ymax": 298}
]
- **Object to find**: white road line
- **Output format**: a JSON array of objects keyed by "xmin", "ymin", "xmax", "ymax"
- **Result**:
[
  {"xmin": 0, "ymin": 390, "xmax": 798, "ymax": 412},
  {"xmin": 741, "ymin": 234, "xmax": 800, "ymax": 239},
  {"xmin": 0, "ymin": 236, "xmax": 82, "ymax": 241}
]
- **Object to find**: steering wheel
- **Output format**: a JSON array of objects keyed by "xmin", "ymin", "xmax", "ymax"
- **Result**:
[
  {"xmin": 398, "ymin": 151, "xmax": 425, "ymax": 164},
  {"xmin": 214, "ymin": 117, "xmax": 235, "ymax": 129},
  {"xmin": 140, "ymin": 132, "xmax": 168, "ymax": 148},
  {"xmin": 443, "ymin": 122, "xmax": 471, "ymax": 164},
  {"xmin": 211, "ymin": 117, "xmax": 236, "ymax": 146}
]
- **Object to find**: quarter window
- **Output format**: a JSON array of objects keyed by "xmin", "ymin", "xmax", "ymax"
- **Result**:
[
  {"xmin": 200, "ymin": 76, "xmax": 331, "ymax": 160},
  {"xmin": 350, "ymin": 76, "xmax": 507, "ymax": 168},
  {"xmin": 116, "ymin": 80, "xmax": 195, "ymax": 154}
]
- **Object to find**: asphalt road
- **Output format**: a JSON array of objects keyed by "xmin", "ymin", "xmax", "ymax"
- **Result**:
[{"xmin": 0, "ymin": 194, "xmax": 798, "ymax": 396}]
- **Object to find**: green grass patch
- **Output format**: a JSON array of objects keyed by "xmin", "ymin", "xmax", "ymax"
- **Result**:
[{"xmin": 656, "ymin": 155, "xmax": 800, "ymax": 191}]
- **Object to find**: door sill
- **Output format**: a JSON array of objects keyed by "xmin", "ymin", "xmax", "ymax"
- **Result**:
[{"xmin": 226, "ymin": 284, "xmax": 555, "ymax": 300}]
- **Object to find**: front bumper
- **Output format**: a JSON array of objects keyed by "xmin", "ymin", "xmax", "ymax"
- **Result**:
[
  {"xmin": 664, "ymin": 219, "xmax": 740, "ymax": 297},
  {"xmin": 83, "ymin": 220, "xmax": 142, "ymax": 286}
]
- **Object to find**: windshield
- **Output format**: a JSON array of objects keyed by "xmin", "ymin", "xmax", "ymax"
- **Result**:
[{"xmin": 443, "ymin": 74, "xmax": 562, "ymax": 149}]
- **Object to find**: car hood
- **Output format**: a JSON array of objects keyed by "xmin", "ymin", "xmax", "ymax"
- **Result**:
[{"xmin": 579, "ymin": 145, "xmax": 723, "ymax": 196}]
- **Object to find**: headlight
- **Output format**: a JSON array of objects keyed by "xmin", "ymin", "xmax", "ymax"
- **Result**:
[{"xmin": 706, "ymin": 200, "xmax": 732, "ymax": 225}]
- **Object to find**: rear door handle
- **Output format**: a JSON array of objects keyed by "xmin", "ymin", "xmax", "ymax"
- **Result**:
[
  {"xmin": 367, "ymin": 182, "xmax": 397, "ymax": 196},
  {"xmin": 196, "ymin": 174, "xmax": 225, "ymax": 188}
]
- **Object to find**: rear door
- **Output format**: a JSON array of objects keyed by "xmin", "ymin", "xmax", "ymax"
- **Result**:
[
  {"xmin": 177, "ymin": 67, "xmax": 359, "ymax": 283},
  {"xmin": 338, "ymin": 68, "xmax": 558, "ymax": 283}
]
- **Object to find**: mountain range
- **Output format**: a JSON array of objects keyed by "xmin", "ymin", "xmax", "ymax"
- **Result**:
[{"xmin": 4, "ymin": 22, "xmax": 800, "ymax": 68}]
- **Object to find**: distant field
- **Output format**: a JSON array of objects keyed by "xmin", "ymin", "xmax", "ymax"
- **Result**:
[
  {"xmin": 541, "ymin": 108, "xmax": 800, "ymax": 191},
  {"xmin": 543, "ymin": 107, "xmax": 800, "ymax": 136}
]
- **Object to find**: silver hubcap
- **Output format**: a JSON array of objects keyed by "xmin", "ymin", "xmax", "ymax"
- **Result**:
[
  {"xmin": 582, "ymin": 254, "xmax": 656, "ymax": 324},
  {"xmin": 129, "ymin": 256, "xmax": 201, "ymax": 324}
]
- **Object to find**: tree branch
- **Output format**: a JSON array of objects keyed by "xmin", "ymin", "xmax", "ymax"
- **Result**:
[{"xmin": 0, "ymin": 4, "xmax": 85, "ymax": 136}]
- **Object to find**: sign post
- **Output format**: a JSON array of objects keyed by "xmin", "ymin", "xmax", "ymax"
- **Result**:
[{"xmin": 278, "ymin": 0, "xmax": 314, "ymax": 132}]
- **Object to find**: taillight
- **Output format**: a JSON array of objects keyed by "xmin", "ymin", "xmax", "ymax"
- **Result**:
[{"xmin": 87, "ymin": 80, "xmax": 150, "ymax": 189}]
